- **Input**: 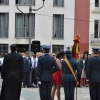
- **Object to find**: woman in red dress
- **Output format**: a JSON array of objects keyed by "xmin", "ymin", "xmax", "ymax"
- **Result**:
[{"xmin": 51, "ymin": 51, "xmax": 66, "ymax": 100}]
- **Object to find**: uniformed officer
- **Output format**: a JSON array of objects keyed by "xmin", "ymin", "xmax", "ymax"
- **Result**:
[
  {"xmin": 86, "ymin": 48, "xmax": 100, "ymax": 100},
  {"xmin": 23, "ymin": 52, "xmax": 32, "ymax": 88},
  {"xmin": 61, "ymin": 50, "xmax": 80, "ymax": 100},
  {"xmin": 36, "ymin": 45, "xmax": 59, "ymax": 100}
]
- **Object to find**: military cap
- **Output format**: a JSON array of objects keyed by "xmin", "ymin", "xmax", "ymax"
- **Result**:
[
  {"xmin": 92, "ymin": 48, "xmax": 99, "ymax": 52},
  {"xmin": 66, "ymin": 50, "xmax": 72, "ymax": 54},
  {"xmin": 42, "ymin": 45, "xmax": 51, "ymax": 50}
]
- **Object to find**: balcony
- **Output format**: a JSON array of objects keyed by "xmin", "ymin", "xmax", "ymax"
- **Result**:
[
  {"xmin": 92, "ymin": 3, "xmax": 100, "ymax": 13},
  {"xmin": 91, "ymin": 34, "xmax": 100, "ymax": 45}
]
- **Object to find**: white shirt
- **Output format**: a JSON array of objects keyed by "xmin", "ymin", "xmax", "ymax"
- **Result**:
[
  {"xmin": 35, "ymin": 57, "xmax": 38, "ymax": 67},
  {"xmin": 0, "ymin": 58, "xmax": 3, "ymax": 66},
  {"xmin": 31, "ymin": 57, "xmax": 35, "ymax": 68}
]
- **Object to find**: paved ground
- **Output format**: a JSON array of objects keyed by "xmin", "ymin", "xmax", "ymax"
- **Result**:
[
  {"xmin": 0, "ymin": 79, "xmax": 90, "ymax": 100},
  {"xmin": 20, "ymin": 86, "xmax": 90, "ymax": 100}
]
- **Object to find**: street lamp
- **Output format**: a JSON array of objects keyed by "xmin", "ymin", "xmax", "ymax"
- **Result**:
[{"xmin": 16, "ymin": 0, "xmax": 45, "ymax": 57}]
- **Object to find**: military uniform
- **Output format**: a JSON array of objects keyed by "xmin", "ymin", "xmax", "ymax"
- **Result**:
[
  {"xmin": 23, "ymin": 56, "xmax": 32, "ymax": 87},
  {"xmin": 36, "ymin": 45, "xmax": 59, "ymax": 100},
  {"xmin": 86, "ymin": 48, "xmax": 100, "ymax": 100},
  {"xmin": 62, "ymin": 50, "xmax": 80, "ymax": 100}
]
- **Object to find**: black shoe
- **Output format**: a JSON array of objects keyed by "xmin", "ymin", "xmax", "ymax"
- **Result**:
[{"xmin": 27, "ymin": 86, "xmax": 31, "ymax": 88}]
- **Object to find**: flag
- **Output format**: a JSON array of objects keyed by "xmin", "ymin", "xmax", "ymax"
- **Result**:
[{"xmin": 72, "ymin": 35, "xmax": 80, "ymax": 59}]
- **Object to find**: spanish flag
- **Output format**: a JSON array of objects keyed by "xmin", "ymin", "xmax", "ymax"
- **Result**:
[{"xmin": 72, "ymin": 35, "xmax": 80, "ymax": 59}]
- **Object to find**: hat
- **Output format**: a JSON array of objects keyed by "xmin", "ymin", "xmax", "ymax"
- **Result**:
[
  {"xmin": 66, "ymin": 50, "xmax": 72, "ymax": 54},
  {"xmin": 10, "ymin": 44, "xmax": 16, "ymax": 48},
  {"xmin": 92, "ymin": 48, "xmax": 99, "ymax": 52},
  {"xmin": 42, "ymin": 45, "xmax": 51, "ymax": 50}
]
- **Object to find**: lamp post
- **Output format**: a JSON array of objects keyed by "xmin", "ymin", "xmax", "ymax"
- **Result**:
[{"xmin": 16, "ymin": 0, "xmax": 45, "ymax": 57}]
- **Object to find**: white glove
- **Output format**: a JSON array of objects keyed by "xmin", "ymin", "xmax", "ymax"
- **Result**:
[{"xmin": 37, "ymin": 81, "xmax": 41, "ymax": 85}]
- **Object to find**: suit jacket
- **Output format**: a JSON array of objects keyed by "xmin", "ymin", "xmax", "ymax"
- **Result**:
[
  {"xmin": 78, "ymin": 59, "xmax": 83, "ymax": 72},
  {"xmin": 23, "ymin": 57, "xmax": 32, "ymax": 72},
  {"xmin": 1, "ymin": 52, "xmax": 24, "ymax": 79},
  {"xmin": 84, "ymin": 59, "xmax": 88, "ymax": 71},
  {"xmin": 36, "ymin": 54, "xmax": 59, "ymax": 81},
  {"xmin": 62, "ymin": 58, "xmax": 80, "ymax": 82},
  {"xmin": 86, "ymin": 56, "xmax": 100, "ymax": 82}
]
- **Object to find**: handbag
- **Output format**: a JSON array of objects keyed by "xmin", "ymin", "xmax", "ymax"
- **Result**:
[{"xmin": 64, "ymin": 59, "xmax": 79, "ymax": 86}]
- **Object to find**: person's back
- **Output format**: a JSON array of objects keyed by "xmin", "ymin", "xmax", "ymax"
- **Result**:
[
  {"xmin": 61, "ymin": 50, "xmax": 80, "ymax": 100},
  {"xmin": 0, "ymin": 44, "xmax": 23, "ymax": 100},
  {"xmin": 37, "ymin": 54, "xmax": 59, "ymax": 81},
  {"xmin": 62, "ymin": 58, "xmax": 80, "ymax": 81},
  {"xmin": 86, "ymin": 48, "xmax": 100, "ymax": 100},
  {"xmin": 87, "ymin": 56, "xmax": 100, "ymax": 82},
  {"xmin": 3, "ymin": 53, "xmax": 23, "ymax": 73},
  {"xmin": 36, "ymin": 45, "xmax": 59, "ymax": 100}
]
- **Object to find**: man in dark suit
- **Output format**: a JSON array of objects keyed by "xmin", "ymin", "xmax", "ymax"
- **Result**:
[
  {"xmin": 36, "ymin": 45, "xmax": 59, "ymax": 100},
  {"xmin": 0, "ymin": 44, "xmax": 23, "ymax": 100},
  {"xmin": 86, "ymin": 48, "xmax": 100, "ymax": 100},
  {"xmin": 23, "ymin": 51, "xmax": 32, "ymax": 88},
  {"xmin": 77, "ymin": 54, "xmax": 83, "ymax": 87}
]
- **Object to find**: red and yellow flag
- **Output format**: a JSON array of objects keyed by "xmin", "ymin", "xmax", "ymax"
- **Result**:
[{"xmin": 72, "ymin": 35, "xmax": 80, "ymax": 59}]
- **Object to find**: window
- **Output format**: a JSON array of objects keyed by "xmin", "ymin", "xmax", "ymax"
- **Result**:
[
  {"xmin": 53, "ymin": 14, "xmax": 64, "ymax": 39},
  {"xmin": 52, "ymin": 45, "xmax": 64, "ymax": 53},
  {"xmin": 94, "ymin": 20, "xmax": 100, "ymax": 38},
  {"xmin": 95, "ymin": 0, "xmax": 99, "ymax": 7},
  {"xmin": 0, "ymin": 0, "xmax": 9, "ymax": 4},
  {"xmin": 15, "ymin": 13, "xmax": 35, "ymax": 38},
  {"xmin": 0, "ymin": 44, "xmax": 8, "ymax": 57},
  {"xmin": 53, "ymin": 0, "xmax": 64, "ymax": 7},
  {"xmin": 0, "ymin": 13, "xmax": 9, "ymax": 38},
  {"xmin": 16, "ymin": 0, "xmax": 35, "ymax": 5}
]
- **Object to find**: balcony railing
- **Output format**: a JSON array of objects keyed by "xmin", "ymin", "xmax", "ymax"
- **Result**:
[
  {"xmin": 92, "ymin": 3, "xmax": 100, "ymax": 13},
  {"xmin": 91, "ymin": 34, "xmax": 100, "ymax": 45}
]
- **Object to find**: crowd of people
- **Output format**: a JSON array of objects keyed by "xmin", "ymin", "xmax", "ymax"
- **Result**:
[
  {"xmin": 0, "ymin": 44, "xmax": 100, "ymax": 100},
  {"xmin": 77, "ymin": 53, "xmax": 91, "ymax": 87},
  {"xmin": 0, "ymin": 49, "xmax": 92, "ymax": 89},
  {"xmin": 0, "ymin": 51, "xmax": 56, "ymax": 88}
]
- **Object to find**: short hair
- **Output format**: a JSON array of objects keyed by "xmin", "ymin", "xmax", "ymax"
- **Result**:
[
  {"xmin": 25, "ymin": 51, "xmax": 29, "ymax": 54},
  {"xmin": 43, "ymin": 49, "xmax": 50, "ymax": 53},
  {"xmin": 10, "ymin": 44, "xmax": 16, "ymax": 52},
  {"xmin": 56, "ymin": 51, "xmax": 65, "ymax": 58},
  {"xmin": 93, "ymin": 51, "xmax": 98, "ymax": 54}
]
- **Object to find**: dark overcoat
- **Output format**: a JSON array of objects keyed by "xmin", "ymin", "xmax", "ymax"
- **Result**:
[
  {"xmin": 0, "ymin": 52, "xmax": 23, "ymax": 100},
  {"xmin": 86, "ymin": 56, "xmax": 100, "ymax": 100}
]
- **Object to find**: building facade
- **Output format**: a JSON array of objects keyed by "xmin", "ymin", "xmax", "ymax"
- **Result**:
[
  {"xmin": 74, "ymin": 0, "xmax": 90, "ymax": 54},
  {"xmin": 90, "ymin": 0, "xmax": 100, "ymax": 53},
  {"xmin": 0, "ymin": 0, "xmax": 75, "ymax": 55}
]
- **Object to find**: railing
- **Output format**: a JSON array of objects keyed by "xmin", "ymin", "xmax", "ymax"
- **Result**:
[{"xmin": 91, "ymin": 34, "xmax": 100, "ymax": 44}]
